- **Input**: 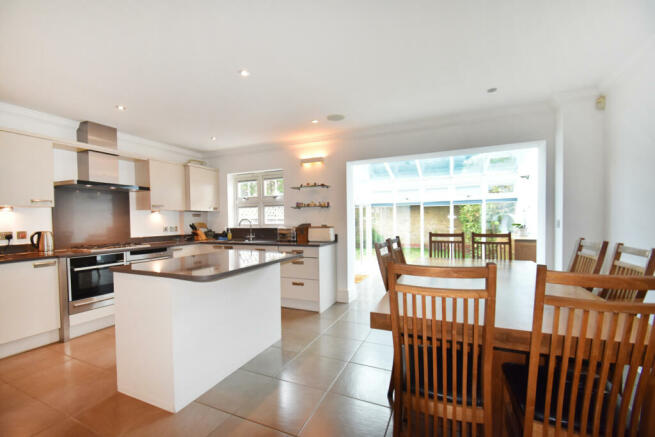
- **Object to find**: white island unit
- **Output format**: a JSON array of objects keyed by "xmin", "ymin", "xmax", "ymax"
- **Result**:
[{"xmin": 111, "ymin": 248, "xmax": 300, "ymax": 412}]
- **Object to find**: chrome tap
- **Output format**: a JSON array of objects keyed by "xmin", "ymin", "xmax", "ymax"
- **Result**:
[{"xmin": 238, "ymin": 218, "xmax": 255, "ymax": 241}]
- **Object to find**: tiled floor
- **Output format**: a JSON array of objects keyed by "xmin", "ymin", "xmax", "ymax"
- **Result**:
[{"xmin": 0, "ymin": 274, "xmax": 395, "ymax": 437}]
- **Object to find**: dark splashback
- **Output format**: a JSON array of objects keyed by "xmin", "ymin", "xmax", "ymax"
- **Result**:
[{"xmin": 53, "ymin": 187, "xmax": 130, "ymax": 248}]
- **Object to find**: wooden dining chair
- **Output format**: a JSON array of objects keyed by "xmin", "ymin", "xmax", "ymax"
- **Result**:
[
  {"xmin": 471, "ymin": 232, "xmax": 512, "ymax": 261},
  {"xmin": 567, "ymin": 237, "xmax": 609, "ymax": 274},
  {"xmin": 374, "ymin": 241, "xmax": 393, "ymax": 291},
  {"xmin": 502, "ymin": 266, "xmax": 655, "ymax": 437},
  {"xmin": 387, "ymin": 236, "xmax": 407, "ymax": 264},
  {"xmin": 429, "ymin": 232, "xmax": 466, "ymax": 259},
  {"xmin": 388, "ymin": 262, "xmax": 497, "ymax": 436},
  {"xmin": 598, "ymin": 242, "xmax": 655, "ymax": 302}
]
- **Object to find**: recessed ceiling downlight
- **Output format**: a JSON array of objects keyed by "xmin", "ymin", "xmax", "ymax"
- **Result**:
[
  {"xmin": 238, "ymin": 69, "xmax": 251, "ymax": 77},
  {"xmin": 115, "ymin": 104, "xmax": 127, "ymax": 111},
  {"xmin": 311, "ymin": 120, "xmax": 319, "ymax": 124},
  {"xmin": 326, "ymin": 114, "xmax": 345, "ymax": 122},
  {"xmin": 487, "ymin": 87, "xmax": 498, "ymax": 93},
  {"xmin": 210, "ymin": 136, "xmax": 217, "ymax": 141}
]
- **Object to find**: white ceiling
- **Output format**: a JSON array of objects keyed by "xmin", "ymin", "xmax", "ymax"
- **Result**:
[{"xmin": 0, "ymin": 1, "xmax": 653, "ymax": 152}]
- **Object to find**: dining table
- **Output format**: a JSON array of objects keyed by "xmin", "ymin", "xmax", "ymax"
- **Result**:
[{"xmin": 368, "ymin": 258, "xmax": 604, "ymax": 435}]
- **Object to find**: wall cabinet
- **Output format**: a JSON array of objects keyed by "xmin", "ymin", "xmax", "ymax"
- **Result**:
[
  {"xmin": 135, "ymin": 159, "xmax": 186, "ymax": 211},
  {"xmin": 0, "ymin": 131, "xmax": 54, "ymax": 207},
  {"xmin": 186, "ymin": 165, "xmax": 219, "ymax": 211},
  {"xmin": 0, "ymin": 259, "xmax": 60, "ymax": 345}
]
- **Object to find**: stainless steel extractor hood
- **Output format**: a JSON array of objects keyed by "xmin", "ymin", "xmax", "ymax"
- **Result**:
[{"xmin": 55, "ymin": 121, "xmax": 149, "ymax": 192}]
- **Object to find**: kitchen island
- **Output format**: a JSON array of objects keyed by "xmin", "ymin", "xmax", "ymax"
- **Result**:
[{"xmin": 111, "ymin": 248, "xmax": 300, "ymax": 412}]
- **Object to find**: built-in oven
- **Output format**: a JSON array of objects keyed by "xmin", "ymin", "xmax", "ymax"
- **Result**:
[{"xmin": 67, "ymin": 252, "xmax": 126, "ymax": 315}]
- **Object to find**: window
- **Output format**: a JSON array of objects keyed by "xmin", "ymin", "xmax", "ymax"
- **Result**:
[{"xmin": 233, "ymin": 171, "xmax": 284, "ymax": 226}]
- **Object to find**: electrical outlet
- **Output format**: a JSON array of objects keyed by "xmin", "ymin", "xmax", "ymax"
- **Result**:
[
  {"xmin": 17, "ymin": 231, "xmax": 27, "ymax": 239},
  {"xmin": 172, "ymin": 226, "xmax": 178, "ymax": 232},
  {"xmin": 0, "ymin": 231, "xmax": 12, "ymax": 240},
  {"xmin": 163, "ymin": 226, "xmax": 169, "ymax": 232}
]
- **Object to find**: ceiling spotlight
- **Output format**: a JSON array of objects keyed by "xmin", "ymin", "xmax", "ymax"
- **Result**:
[
  {"xmin": 487, "ymin": 87, "xmax": 498, "ymax": 94},
  {"xmin": 210, "ymin": 136, "xmax": 217, "ymax": 141},
  {"xmin": 238, "ymin": 69, "xmax": 251, "ymax": 77},
  {"xmin": 311, "ymin": 120, "xmax": 319, "ymax": 124},
  {"xmin": 326, "ymin": 114, "xmax": 345, "ymax": 121},
  {"xmin": 115, "ymin": 104, "xmax": 127, "ymax": 111}
]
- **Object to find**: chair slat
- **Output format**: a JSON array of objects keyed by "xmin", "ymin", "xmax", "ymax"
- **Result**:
[{"xmin": 471, "ymin": 232, "xmax": 512, "ymax": 262}]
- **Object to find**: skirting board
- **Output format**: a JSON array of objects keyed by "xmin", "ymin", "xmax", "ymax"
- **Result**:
[
  {"xmin": 337, "ymin": 287, "xmax": 357, "ymax": 303},
  {"xmin": 0, "ymin": 329, "xmax": 60, "ymax": 359}
]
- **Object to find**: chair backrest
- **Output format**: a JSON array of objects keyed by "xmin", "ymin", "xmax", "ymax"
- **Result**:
[
  {"xmin": 374, "ymin": 241, "xmax": 393, "ymax": 291},
  {"xmin": 429, "ymin": 232, "xmax": 465, "ymax": 259},
  {"xmin": 386, "ymin": 236, "xmax": 406, "ymax": 264},
  {"xmin": 599, "ymin": 243, "xmax": 655, "ymax": 301},
  {"xmin": 567, "ymin": 237, "xmax": 609, "ymax": 274},
  {"xmin": 471, "ymin": 232, "xmax": 512, "ymax": 261},
  {"xmin": 387, "ymin": 262, "xmax": 497, "ymax": 436},
  {"xmin": 523, "ymin": 266, "xmax": 655, "ymax": 437}
]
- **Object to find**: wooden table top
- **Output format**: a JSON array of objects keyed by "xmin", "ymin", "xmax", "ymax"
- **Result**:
[{"xmin": 369, "ymin": 259, "xmax": 603, "ymax": 352}]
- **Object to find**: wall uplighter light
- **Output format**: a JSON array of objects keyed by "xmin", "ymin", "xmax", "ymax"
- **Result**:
[
  {"xmin": 300, "ymin": 157, "xmax": 324, "ymax": 167},
  {"xmin": 0, "ymin": 206, "xmax": 14, "ymax": 212}
]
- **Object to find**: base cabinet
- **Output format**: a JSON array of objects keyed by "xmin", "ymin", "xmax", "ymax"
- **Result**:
[
  {"xmin": 0, "ymin": 259, "xmax": 60, "ymax": 345},
  {"xmin": 279, "ymin": 244, "xmax": 336, "ymax": 313}
]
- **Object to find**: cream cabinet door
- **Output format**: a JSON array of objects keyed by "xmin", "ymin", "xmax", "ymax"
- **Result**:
[
  {"xmin": 0, "ymin": 131, "xmax": 54, "ymax": 207},
  {"xmin": 0, "ymin": 259, "xmax": 60, "ymax": 344},
  {"xmin": 136, "ymin": 160, "xmax": 186, "ymax": 210},
  {"xmin": 185, "ymin": 165, "xmax": 219, "ymax": 211}
]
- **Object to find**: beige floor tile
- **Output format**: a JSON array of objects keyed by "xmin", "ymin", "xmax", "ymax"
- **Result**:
[
  {"xmin": 0, "ymin": 347, "xmax": 71, "ymax": 383},
  {"xmin": 242, "ymin": 347, "xmax": 297, "ymax": 377},
  {"xmin": 303, "ymin": 335, "xmax": 362, "ymax": 361},
  {"xmin": 0, "ymin": 381, "xmax": 64, "ymax": 437},
  {"xmin": 198, "ymin": 369, "xmax": 323, "ymax": 435},
  {"xmin": 49, "ymin": 331, "xmax": 116, "ymax": 370},
  {"xmin": 317, "ymin": 303, "xmax": 350, "ymax": 321},
  {"xmin": 350, "ymin": 342, "xmax": 394, "ymax": 371},
  {"xmin": 75, "ymin": 392, "xmax": 169, "ymax": 437},
  {"xmin": 11, "ymin": 359, "xmax": 116, "ymax": 416},
  {"xmin": 208, "ymin": 415, "xmax": 291, "ymax": 437},
  {"xmin": 330, "ymin": 363, "xmax": 392, "ymax": 407},
  {"xmin": 33, "ymin": 417, "xmax": 99, "ymax": 437},
  {"xmin": 340, "ymin": 309, "xmax": 373, "ymax": 325},
  {"xmin": 277, "ymin": 352, "xmax": 347, "ymax": 390},
  {"xmin": 365, "ymin": 329, "xmax": 394, "ymax": 346},
  {"xmin": 299, "ymin": 393, "xmax": 390, "ymax": 437},
  {"xmin": 324, "ymin": 320, "xmax": 371, "ymax": 341},
  {"xmin": 124, "ymin": 402, "xmax": 229, "ymax": 437},
  {"xmin": 282, "ymin": 316, "xmax": 335, "ymax": 334},
  {"xmin": 274, "ymin": 328, "xmax": 319, "ymax": 353}
]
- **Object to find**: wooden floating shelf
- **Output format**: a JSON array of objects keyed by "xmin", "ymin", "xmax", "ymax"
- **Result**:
[
  {"xmin": 291, "ymin": 205, "xmax": 330, "ymax": 209},
  {"xmin": 290, "ymin": 184, "xmax": 330, "ymax": 190}
]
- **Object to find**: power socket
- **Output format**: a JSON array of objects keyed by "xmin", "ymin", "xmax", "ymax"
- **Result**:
[{"xmin": 0, "ymin": 232, "xmax": 12, "ymax": 240}]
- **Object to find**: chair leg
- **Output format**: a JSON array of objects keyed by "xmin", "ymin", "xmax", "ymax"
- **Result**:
[{"xmin": 387, "ymin": 363, "xmax": 394, "ymax": 402}]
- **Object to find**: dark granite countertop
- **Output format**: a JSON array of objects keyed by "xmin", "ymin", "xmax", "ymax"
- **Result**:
[{"xmin": 111, "ymin": 248, "xmax": 301, "ymax": 282}]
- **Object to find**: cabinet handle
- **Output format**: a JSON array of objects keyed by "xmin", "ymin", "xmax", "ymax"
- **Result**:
[
  {"xmin": 291, "ymin": 260, "xmax": 304, "ymax": 265},
  {"xmin": 292, "ymin": 250, "xmax": 304, "ymax": 254},
  {"xmin": 33, "ymin": 260, "xmax": 56, "ymax": 268},
  {"xmin": 170, "ymin": 248, "xmax": 183, "ymax": 252},
  {"xmin": 151, "ymin": 204, "xmax": 165, "ymax": 208},
  {"xmin": 292, "ymin": 281, "xmax": 305, "ymax": 286},
  {"xmin": 255, "ymin": 248, "xmax": 266, "ymax": 251},
  {"xmin": 212, "ymin": 207, "xmax": 219, "ymax": 210},
  {"xmin": 222, "ymin": 245, "xmax": 233, "ymax": 249},
  {"xmin": 30, "ymin": 199, "xmax": 53, "ymax": 205}
]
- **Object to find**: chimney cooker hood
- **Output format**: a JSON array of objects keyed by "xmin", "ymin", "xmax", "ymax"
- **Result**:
[{"xmin": 54, "ymin": 121, "xmax": 149, "ymax": 192}]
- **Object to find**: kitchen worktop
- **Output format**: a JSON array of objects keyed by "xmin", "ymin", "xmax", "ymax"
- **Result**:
[
  {"xmin": 0, "ymin": 238, "xmax": 337, "ymax": 264},
  {"xmin": 111, "ymin": 248, "xmax": 302, "ymax": 282}
]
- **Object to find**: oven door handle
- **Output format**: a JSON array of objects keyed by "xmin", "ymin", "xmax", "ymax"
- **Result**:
[
  {"xmin": 72, "ymin": 295, "xmax": 114, "ymax": 307},
  {"xmin": 128, "ymin": 256, "xmax": 171, "ymax": 264},
  {"xmin": 72, "ymin": 261, "xmax": 125, "ymax": 272}
]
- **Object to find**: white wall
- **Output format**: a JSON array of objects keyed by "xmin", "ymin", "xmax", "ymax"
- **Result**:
[
  {"xmin": 0, "ymin": 102, "xmax": 204, "ymax": 244},
  {"xmin": 603, "ymin": 40, "xmax": 655, "ymax": 253},
  {"xmin": 206, "ymin": 103, "xmax": 558, "ymax": 301}
]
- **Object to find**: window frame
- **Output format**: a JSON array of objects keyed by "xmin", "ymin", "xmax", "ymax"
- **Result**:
[{"xmin": 233, "ymin": 170, "xmax": 284, "ymax": 226}]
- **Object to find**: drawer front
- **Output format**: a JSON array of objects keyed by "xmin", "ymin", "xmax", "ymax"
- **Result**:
[
  {"xmin": 281, "ymin": 257, "xmax": 318, "ymax": 280},
  {"xmin": 281, "ymin": 278, "xmax": 319, "ymax": 301},
  {"xmin": 278, "ymin": 246, "xmax": 318, "ymax": 258}
]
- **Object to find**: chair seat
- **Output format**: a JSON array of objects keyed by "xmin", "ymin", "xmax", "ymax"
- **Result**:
[
  {"xmin": 502, "ymin": 362, "xmax": 616, "ymax": 435},
  {"xmin": 402, "ymin": 345, "xmax": 483, "ymax": 406}
]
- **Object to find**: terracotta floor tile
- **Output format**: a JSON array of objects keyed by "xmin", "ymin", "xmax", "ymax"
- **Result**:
[
  {"xmin": 324, "ymin": 320, "xmax": 371, "ymax": 341},
  {"xmin": 33, "ymin": 417, "xmax": 99, "ymax": 437},
  {"xmin": 277, "ymin": 352, "xmax": 346, "ymax": 390},
  {"xmin": 330, "ymin": 363, "xmax": 392, "ymax": 407},
  {"xmin": 303, "ymin": 335, "xmax": 362, "ymax": 361},
  {"xmin": 123, "ymin": 402, "xmax": 229, "ymax": 437},
  {"xmin": 198, "ymin": 369, "xmax": 323, "ymax": 435},
  {"xmin": 11, "ymin": 359, "xmax": 117, "ymax": 416},
  {"xmin": 299, "ymin": 393, "xmax": 390, "ymax": 437},
  {"xmin": 350, "ymin": 342, "xmax": 394, "ymax": 371},
  {"xmin": 0, "ymin": 381, "xmax": 64, "ymax": 437},
  {"xmin": 208, "ymin": 415, "xmax": 291, "ymax": 437},
  {"xmin": 75, "ymin": 393, "xmax": 169, "ymax": 437},
  {"xmin": 0, "ymin": 347, "xmax": 71, "ymax": 383},
  {"xmin": 49, "ymin": 331, "xmax": 116, "ymax": 370},
  {"xmin": 242, "ymin": 347, "xmax": 297, "ymax": 377}
]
